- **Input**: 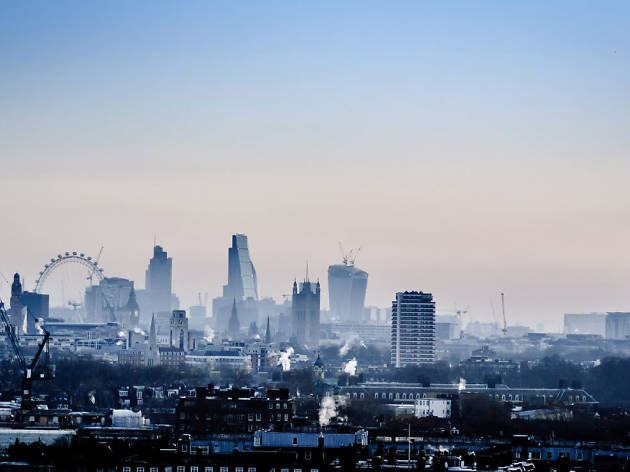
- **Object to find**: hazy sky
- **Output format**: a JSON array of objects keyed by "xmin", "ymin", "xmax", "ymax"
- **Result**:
[{"xmin": 1, "ymin": 1, "xmax": 629, "ymax": 330}]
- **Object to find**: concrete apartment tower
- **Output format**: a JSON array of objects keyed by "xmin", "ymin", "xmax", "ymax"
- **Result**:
[
  {"xmin": 391, "ymin": 291, "xmax": 436, "ymax": 367},
  {"xmin": 291, "ymin": 278, "xmax": 320, "ymax": 348}
]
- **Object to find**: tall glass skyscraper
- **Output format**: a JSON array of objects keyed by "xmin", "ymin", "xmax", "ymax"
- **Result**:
[
  {"xmin": 391, "ymin": 291, "xmax": 436, "ymax": 367},
  {"xmin": 213, "ymin": 234, "xmax": 259, "ymax": 333},
  {"xmin": 223, "ymin": 234, "xmax": 258, "ymax": 301},
  {"xmin": 145, "ymin": 245, "xmax": 173, "ymax": 314},
  {"xmin": 328, "ymin": 262, "xmax": 368, "ymax": 322}
]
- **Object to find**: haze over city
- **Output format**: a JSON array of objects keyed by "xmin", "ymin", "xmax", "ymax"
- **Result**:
[
  {"xmin": 2, "ymin": 1, "xmax": 630, "ymax": 331},
  {"xmin": 5, "ymin": 2, "xmax": 630, "ymax": 470}
]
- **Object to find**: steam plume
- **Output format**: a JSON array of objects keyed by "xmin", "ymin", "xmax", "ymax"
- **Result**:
[
  {"xmin": 278, "ymin": 347, "xmax": 294, "ymax": 371},
  {"xmin": 343, "ymin": 358, "xmax": 358, "ymax": 376}
]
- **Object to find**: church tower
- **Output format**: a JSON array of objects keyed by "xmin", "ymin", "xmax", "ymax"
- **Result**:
[{"xmin": 146, "ymin": 314, "xmax": 160, "ymax": 366}]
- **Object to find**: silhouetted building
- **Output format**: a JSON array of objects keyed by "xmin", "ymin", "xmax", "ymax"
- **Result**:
[
  {"xmin": 213, "ymin": 234, "xmax": 259, "ymax": 331},
  {"xmin": 170, "ymin": 310, "xmax": 189, "ymax": 352},
  {"xmin": 605, "ymin": 312, "xmax": 630, "ymax": 340},
  {"xmin": 176, "ymin": 386, "xmax": 292, "ymax": 437},
  {"xmin": 84, "ymin": 277, "xmax": 138, "ymax": 328},
  {"xmin": 8, "ymin": 273, "xmax": 28, "ymax": 334},
  {"xmin": 328, "ymin": 262, "xmax": 368, "ymax": 322},
  {"xmin": 188, "ymin": 303, "xmax": 208, "ymax": 330},
  {"xmin": 391, "ymin": 291, "xmax": 436, "ymax": 367},
  {"xmin": 147, "ymin": 314, "xmax": 159, "ymax": 366},
  {"xmin": 264, "ymin": 316, "xmax": 272, "ymax": 344},
  {"xmin": 291, "ymin": 279, "xmax": 320, "ymax": 348},
  {"xmin": 228, "ymin": 299, "xmax": 241, "ymax": 339},
  {"xmin": 564, "ymin": 313, "xmax": 606, "ymax": 336},
  {"xmin": 224, "ymin": 234, "xmax": 258, "ymax": 301},
  {"xmin": 21, "ymin": 290, "xmax": 49, "ymax": 323},
  {"xmin": 144, "ymin": 245, "xmax": 173, "ymax": 316}
]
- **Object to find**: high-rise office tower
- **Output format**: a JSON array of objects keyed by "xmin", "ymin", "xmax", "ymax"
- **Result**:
[
  {"xmin": 223, "ymin": 234, "xmax": 258, "ymax": 301},
  {"xmin": 391, "ymin": 291, "xmax": 436, "ymax": 367},
  {"xmin": 213, "ymin": 234, "xmax": 259, "ymax": 331},
  {"xmin": 291, "ymin": 279, "xmax": 320, "ymax": 348},
  {"xmin": 145, "ymin": 245, "xmax": 173, "ymax": 315},
  {"xmin": 328, "ymin": 260, "xmax": 368, "ymax": 322}
]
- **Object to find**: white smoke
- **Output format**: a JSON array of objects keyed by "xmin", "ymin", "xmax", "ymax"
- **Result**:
[
  {"xmin": 458, "ymin": 377, "xmax": 466, "ymax": 391},
  {"xmin": 203, "ymin": 327, "xmax": 215, "ymax": 343},
  {"xmin": 319, "ymin": 395, "xmax": 346, "ymax": 427},
  {"xmin": 338, "ymin": 334, "xmax": 367, "ymax": 356},
  {"xmin": 339, "ymin": 336, "xmax": 356, "ymax": 356},
  {"xmin": 278, "ymin": 347, "xmax": 294, "ymax": 371},
  {"xmin": 118, "ymin": 331, "xmax": 126, "ymax": 338},
  {"xmin": 343, "ymin": 358, "xmax": 358, "ymax": 376},
  {"xmin": 34, "ymin": 318, "xmax": 44, "ymax": 335},
  {"xmin": 132, "ymin": 327, "xmax": 146, "ymax": 335}
]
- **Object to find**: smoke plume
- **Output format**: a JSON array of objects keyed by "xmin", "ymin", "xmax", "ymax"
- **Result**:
[
  {"xmin": 343, "ymin": 358, "xmax": 358, "ymax": 376},
  {"xmin": 34, "ymin": 318, "xmax": 44, "ymax": 335},
  {"xmin": 278, "ymin": 347, "xmax": 294, "ymax": 371},
  {"xmin": 203, "ymin": 326, "xmax": 215, "ymax": 343},
  {"xmin": 338, "ymin": 335, "xmax": 366, "ymax": 356},
  {"xmin": 319, "ymin": 395, "xmax": 346, "ymax": 427}
]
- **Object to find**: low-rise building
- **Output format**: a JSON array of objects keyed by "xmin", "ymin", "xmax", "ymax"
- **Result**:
[
  {"xmin": 414, "ymin": 398, "xmax": 451, "ymax": 418},
  {"xmin": 176, "ymin": 386, "xmax": 293, "ymax": 437}
]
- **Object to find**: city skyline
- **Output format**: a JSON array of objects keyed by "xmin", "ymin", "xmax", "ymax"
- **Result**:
[{"xmin": 1, "ymin": 1, "xmax": 629, "ymax": 331}]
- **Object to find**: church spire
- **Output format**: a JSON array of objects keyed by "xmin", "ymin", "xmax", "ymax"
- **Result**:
[
  {"xmin": 264, "ymin": 316, "xmax": 271, "ymax": 344},
  {"xmin": 228, "ymin": 299, "xmax": 240, "ymax": 339}
]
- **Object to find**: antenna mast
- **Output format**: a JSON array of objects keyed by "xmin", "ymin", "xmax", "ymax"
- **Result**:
[{"xmin": 500, "ymin": 292, "xmax": 507, "ymax": 336}]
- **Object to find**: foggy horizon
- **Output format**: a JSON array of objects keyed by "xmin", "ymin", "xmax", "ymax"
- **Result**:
[{"xmin": 2, "ymin": 1, "xmax": 629, "ymax": 332}]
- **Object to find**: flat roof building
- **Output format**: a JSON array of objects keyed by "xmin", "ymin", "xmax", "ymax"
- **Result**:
[{"xmin": 391, "ymin": 291, "xmax": 436, "ymax": 367}]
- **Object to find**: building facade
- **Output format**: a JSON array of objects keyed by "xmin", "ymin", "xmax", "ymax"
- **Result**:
[
  {"xmin": 414, "ymin": 398, "xmax": 451, "ymax": 418},
  {"xmin": 224, "ymin": 234, "xmax": 258, "ymax": 301},
  {"xmin": 175, "ymin": 386, "xmax": 293, "ymax": 437},
  {"xmin": 391, "ymin": 291, "xmax": 436, "ymax": 367},
  {"xmin": 605, "ymin": 312, "xmax": 630, "ymax": 340},
  {"xmin": 144, "ymin": 245, "xmax": 173, "ymax": 317},
  {"xmin": 213, "ymin": 234, "xmax": 259, "ymax": 331},
  {"xmin": 564, "ymin": 313, "xmax": 606, "ymax": 336},
  {"xmin": 327, "ymin": 262, "xmax": 368, "ymax": 322},
  {"xmin": 170, "ymin": 310, "xmax": 190, "ymax": 352},
  {"xmin": 84, "ymin": 277, "xmax": 139, "ymax": 328},
  {"xmin": 8, "ymin": 273, "xmax": 28, "ymax": 334},
  {"xmin": 291, "ymin": 279, "xmax": 320, "ymax": 348}
]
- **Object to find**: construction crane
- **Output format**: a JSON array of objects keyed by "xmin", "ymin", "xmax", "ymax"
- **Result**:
[
  {"xmin": 87, "ymin": 245, "xmax": 104, "ymax": 285},
  {"xmin": 500, "ymin": 292, "xmax": 508, "ymax": 336},
  {"xmin": 0, "ymin": 300, "xmax": 54, "ymax": 413},
  {"xmin": 338, "ymin": 242, "xmax": 362, "ymax": 266}
]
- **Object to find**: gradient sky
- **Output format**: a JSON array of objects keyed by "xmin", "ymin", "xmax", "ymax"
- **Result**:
[{"xmin": 1, "ymin": 1, "xmax": 629, "ymax": 330}]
